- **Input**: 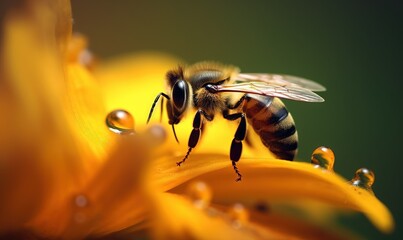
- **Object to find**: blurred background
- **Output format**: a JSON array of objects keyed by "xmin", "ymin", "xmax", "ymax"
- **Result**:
[{"xmin": 71, "ymin": 0, "xmax": 402, "ymax": 239}]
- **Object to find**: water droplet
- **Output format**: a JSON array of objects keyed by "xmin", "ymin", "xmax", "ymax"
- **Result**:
[
  {"xmin": 146, "ymin": 124, "xmax": 167, "ymax": 146},
  {"xmin": 311, "ymin": 146, "xmax": 335, "ymax": 170},
  {"xmin": 79, "ymin": 49, "xmax": 96, "ymax": 70},
  {"xmin": 186, "ymin": 181, "xmax": 212, "ymax": 209},
  {"xmin": 73, "ymin": 194, "xmax": 90, "ymax": 224},
  {"xmin": 228, "ymin": 203, "xmax": 249, "ymax": 228},
  {"xmin": 106, "ymin": 109, "xmax": 135, "ymax": 135},
  {"xmin": 350, "ymin": 168, "xmax": 375, "ymax": 193},
  {"xmin": 74, "ymin": 194, "xmax": 88, "ymax": 208}
]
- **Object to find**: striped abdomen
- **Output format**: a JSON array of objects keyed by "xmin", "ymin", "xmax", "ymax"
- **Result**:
[{"xmin": 243, "ymin": 95, "xmax": 298, "ymax": 160}]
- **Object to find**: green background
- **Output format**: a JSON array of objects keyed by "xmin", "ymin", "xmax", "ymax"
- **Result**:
[{"xmin": 71, "ymin": 1, "xmax": 402, "ymax": 239}]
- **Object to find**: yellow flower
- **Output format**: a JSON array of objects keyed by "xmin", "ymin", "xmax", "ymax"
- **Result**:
[{"xmin": 0, "ymin": 0, "xmax": 394, "ymax": 239}]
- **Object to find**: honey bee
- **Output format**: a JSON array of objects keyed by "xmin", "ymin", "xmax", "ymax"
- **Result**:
[{"xmin": 147, "ymin": 62, "xmax": 325, "ymax": 181}]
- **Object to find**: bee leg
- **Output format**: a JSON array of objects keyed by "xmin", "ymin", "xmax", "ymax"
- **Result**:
[
  {"xmin": 226, "ymin": 103, "xmax": 253, "ymax": 148},
  {"xmin": 147, "ymin": 92, "xmax": 170, "ymax": 123},
  {"xmin": 223, "ymin": 112, "xmax": 246, "ymax": 182},
  {"xmin": 176, "ymin": 109, "xmax": 204, "ymax": 166},
  {"xmin": 196, "ymin": 112, "xmax": 211, "ymax": 149}
]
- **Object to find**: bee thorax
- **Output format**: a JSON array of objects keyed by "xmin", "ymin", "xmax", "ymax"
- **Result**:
[{"xmin": 193, "ymin": 89, "xmax": 226, "ymax": 118}]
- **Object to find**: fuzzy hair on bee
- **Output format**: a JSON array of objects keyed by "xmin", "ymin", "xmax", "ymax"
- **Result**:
[{"xmin": 147, "ymin": 61, "xmax": 325, "ymax": 181}]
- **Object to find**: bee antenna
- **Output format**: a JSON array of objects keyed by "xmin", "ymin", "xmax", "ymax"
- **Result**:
[
  {"xmin": 147, "ymin": 109, "xmax": 154, "ymax": 124},
  {"xmin": 159, "ymin": 97, "xmax": 164, "ymax": 122},
  {"xmin": 171, "ymin": 124, "xmax": 180, "ymax": 143},
  {"xmin": 147, "ymin": 92, "xmax": 170, "ymax": 124}
]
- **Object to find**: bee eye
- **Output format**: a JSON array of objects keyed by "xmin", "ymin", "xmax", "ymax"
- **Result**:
[{"xmin": 172, "ymin": 80, "xmax": 189, "ymax": 112}]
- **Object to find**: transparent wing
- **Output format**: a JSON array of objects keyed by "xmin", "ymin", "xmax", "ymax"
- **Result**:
[
  {"xmin": 236, "ymin": 73, "xmax": 326, "ymax": 92},
  {"xmin": 207, "ymin": 81, "xmax": 325, "ymax": 102}
]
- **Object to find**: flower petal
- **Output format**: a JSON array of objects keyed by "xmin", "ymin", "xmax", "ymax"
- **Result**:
[
  {"xmin": 0, "ymin": 0, "xmax": 86, "ymax": 233},
  {"xmin": 53, "ymin": 0, "xmax": 73, "ymax": 55},
  {"xmin": 150, "ymin": 154, "xmax": 393, "ymax": 233},
  {"xmin": 150, "ymin": 192, "xmax": 295, "ymax": 240},
  {"xmin": 64, "ymin": 63, "xmax": 111, "ymax": 165},
  {"xmin": 245, "ymin": 204, "xmax": 360, "ymax": 240},
  {"xmin": 58, "ymin": 136, "xmax": 151, "ymax": 239}
]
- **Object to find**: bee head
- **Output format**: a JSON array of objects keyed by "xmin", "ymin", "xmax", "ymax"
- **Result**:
[
  {"xmin": 165, "ymin": 66, "xmax": 191, "ymax": 125},
  {"xmin": 167, "ymin": 79, "xmax": 191, "ymax": 125}
]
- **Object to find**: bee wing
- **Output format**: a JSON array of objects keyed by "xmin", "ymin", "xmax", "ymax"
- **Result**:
[
  {"xmin": 236, "ymin": 73, "xmax": 326, "ymax": 92},
  {"xmin": 208, "ymin": 81, "xmax": 324, "ymax": 102}
]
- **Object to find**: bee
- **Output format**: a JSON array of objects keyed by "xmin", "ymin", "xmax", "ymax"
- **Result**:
[{"xmin": 147, "ymin": 62, "xmax": 325, "ymax": 181}]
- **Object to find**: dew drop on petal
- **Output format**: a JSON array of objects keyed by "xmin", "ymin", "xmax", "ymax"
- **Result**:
[
  {"xmin": 186, "ymin": 181, "xmax": 212, "ymax": 209},
  {"xmin": 228, "ymin": 203, "xmax": 249, "ymax": 228},
  {"xmin": 106, "ymin": 109, "xmax": 135, "ymax": 135},
  {"xmin": 73, "ymin": 194, "xmax": 89, "ymax": 224},
  {"xmin": 146, "ymin": 124, "xmax": 167, "ymax": 146},
  {"xmin": 74, "ymin": 194, "xmax": 88, "ymax": 208},
  {"xmin": 350, "ymin": 168, "xmax": 375, "ymax": 193},
  {"xmin": 311, "ymin": 146, "xmax": 335, "ymax": 170},
  {"xmin": 79, "ymin": 49, "xmax": 96, "ymax": 70}
]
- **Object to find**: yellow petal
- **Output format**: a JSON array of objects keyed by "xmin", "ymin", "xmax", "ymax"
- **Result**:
[
  {"xmin": 149, "ymin": 154, "xmax": 393, "ymax": 233},
  {"xmin": 64, "ymin": 63, "xmax": 111, "ymax": 166},
  {"xmin": 150, "ymin": 192, "xmax": 295, "ymax": 240},
  {"xmin": 246, "ymin": 204, "xmax": 361, "ymax": 240},
  {"xmin": 152, "ymin": 181, "xmax": 355, "ymax": 239},
  {"xmin": 52, "ymin": 0, "xmax": 73, "ymax": 55},
  {"xmin": 14, "ymin": 135, "xmax": 149, "ymax": 238},
  {"xmin": 58, "ymin": 136, "xmax": 151, "ymax": 239},
  {"xmin": 0, "ymin": 0, "xmax": 86, "ymax": 232}
]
